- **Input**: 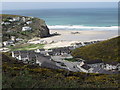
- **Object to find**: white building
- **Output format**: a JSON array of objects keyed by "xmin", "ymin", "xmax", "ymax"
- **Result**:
[
  {"xmin": 22, "ymin": 26, "xmax": 32, "ymax": 31},
  {"xmin": 9, "ymin": 17, "xmax": 20, "ymax": 22},
  {"xmin": 104, "ymin": 64, "xmax": 117, "ymax": 70},
  {"xmin": 1, "ymin": 22, "xmax": 5, "ymax": 25},
  {"xmin": 3, "ymin": 41, "xmax": 8, "ymax": 46},
  {"xmin": 16, "ymin": 38, "xmax": 23, "ymax": 41},
  {"xmin": 3, "ymin": 40, "xmax": 14, "ymax": 46},
  {"xmin": 79, "ymin": 61, "xmax": 85, "ymax": 66},
  {"xmin": 1, "ymin": 22, "xmax": 10, "ymax": 25},
  {"xmin": 26, "ymin": 21, "xmax": 32, "ymax": 25},
  {"xmin": 76, "ymin": 64, "xmax": 89, "ymax": 73},
  {"xmin": 11, "ymin": 36, "xmax": 16, "ymax": 41},
  {"xmin": 22, "ymin": 17, "xmax": 26, "ymax": 22}
]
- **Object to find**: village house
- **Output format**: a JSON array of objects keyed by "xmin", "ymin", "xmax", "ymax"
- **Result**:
[
  {"xmin": 11, "ymin": 50, "xmax": 61, "ymax": 69},
  {"xmin": 11, "ymin": 36, "xmax": 16, "ymax": 41},
  {"xmin": 76, "ymin": 63, "xmax": 91, "ymax": 73},
  {"xmin": 12, "ymin": 50, "xmax": 36, "ymax": 63},
  {"xmin": 71, "ymin": 42, "xmax": 83, "ymax": 48},
  {"xmin": 76, "ymin": 60, "xmax": 119, "ymax": 74},
  {"xmin": 22, "ymin": 26, "xmax": 32, "ymax": 31},
  {"xmin": 16, "ymin": 38, "xmax": 23, "ymax": 42},
  {"xmin": 83, "ymin": 42, "xmax": 92, "ymax": 46},
  {"xmin": 36, "ymin": 54, "xmax": 61, "ymax": 69},
  {"xmin": 26, "ymin": 21, "xmax": 32, "ymax": 25},
  {"xmin": 35, "ymin": 47, "xmax": 71, "ymax": 56},
  {"xmin": 9, "ymin": 17, "xmax": 20, "ymax": 22},
  {"xmin": 104, "ymin": 64, "xmax": 117, "ymax": 70},
  {"xmin": 102, "ymin": 62, "xmax": 120, "ymax": 71},
  {"xmin": 51, "ymin": 47, "xmax": 71, "ymax": 56},
  {"xmin": 92, "ymin": 40, "xmax": 100, "ymax": 44},
  {"xmin": 1, "ymin": 22, "xmax": 11, "ymax": 25},
  {"xmin": 67, "ymin": 46, "xmax": 75, "ymax": 50},
  {"xmin": 3, "ymin": 40, "xmax": 14, "ymax": 47},
  {"xmin": 91, "ymin": 66, "xmax": 113, "ymax": 74},
  {"xmin": 86, "ymin": 60, "xmax": 104, "ymax": 68},
  {"xmin": 27, "ymin": 17, "xmax": 31, "ymax": 20},
  {"xmin": 35, "ymin": 49, "xmax": 45, "ymax": 53},
  {"xmin": 76, "ymin": 61, "xmax": 91, "ymax": 73},
  {"xmin": 22, "ymin": 17, "xmax": 26, "ymax": 22}
]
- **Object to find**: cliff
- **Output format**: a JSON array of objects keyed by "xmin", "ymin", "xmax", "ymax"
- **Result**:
[{"xmin": 1, "ymin": 14, "xmax": 50, "ymax": 41}]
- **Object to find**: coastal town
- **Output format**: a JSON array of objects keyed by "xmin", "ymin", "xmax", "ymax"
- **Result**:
[
  {"xmin": 1, "ymin": 2, "xmax": 120, "ymax": 88},
  {"xmin": 1, "ymin": 15, "xmax": 120, "ymax": 74},
  {"xmin": 11, "ymin": 42, "xmax": 120, "ymax": 74}
]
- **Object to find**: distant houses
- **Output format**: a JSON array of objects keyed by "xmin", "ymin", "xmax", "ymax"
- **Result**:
[
  {"xmin": 8, "ymin": 17, "xmax": 20, "ymax": 22},
  {"xmin": 11, "ymin": 50, "xmax": 62, "ymax": 69},
  {"xmin": 22, "ymin": 26, "xmax": 32, "ymax": 31},
  {"xmin": 1, "ymin": 16, "xmax": 33, "ymax": 27},
  {"xmin": 3, "ymin": 40, "xmax": 15, "ymax": 47},
  {"xmin": 26, "ymin": 21, "xmax": 32, "ymax": 25},
  {"xmin": 103, "ymin": 63, "xmax": 120, "ymax": 71},
  {"xmin": 11, "ymin": 47, "xmax": 73, "ymax": 69},
  {"xmin": 70, "ymin": 40, "xmax": 101, "ymax": 49},
  {"xmin": 1, "ymin": 17, "xmax": 20, "ymax": 25},
  {"xmin": 2, "ymin": 36, "xmax": 23, "ymax": 47},
  {"xmin": 71, "ymin": 42, "xmax": 83, "ymax": 48},
  {"xmin": 77, "ymin": 60, "xmax": 120, "ymax": 74},
  {"xmin": 11, "ymin": 48, "xmax": 120, "ymax": 74},
  {"xmin": 1, "ymin": 22, "xmax": 11, "ymax": 25},
  {"xmin": 34, "ymin": 47, "xmax": 71, "ymax": 57}
]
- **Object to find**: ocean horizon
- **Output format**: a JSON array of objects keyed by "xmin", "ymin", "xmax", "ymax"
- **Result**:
[{"xmin": 2, "ymin": 8, "xmax": 118, "ymax": 31}]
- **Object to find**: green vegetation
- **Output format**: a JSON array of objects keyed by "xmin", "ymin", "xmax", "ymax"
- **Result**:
[
  {"xmin": 1, "ymin": 14, "xmax": 50, "ymax": 41},
  {"xmin": 64, "ymin": 58, "xmax": 79, "ymax": 62},
  {"xmin": 7, "ymin": 44, "xmax": 44, "ymax": 51},
  {"xmin": 0, "ymin": 14, "xmax": 22, "ymax": 17},
  {"xmin": 2, "ymin": 52, "xmax": 120, "ymax": 88},
  {"xmin": 72, "ymin": 36, "xmax": 120, "ymax": 63}
]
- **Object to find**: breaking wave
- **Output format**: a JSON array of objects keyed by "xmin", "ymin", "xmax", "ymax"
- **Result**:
[{"xmin": 47, "ymin": 25, "xmax": 118, "ymax": 31}]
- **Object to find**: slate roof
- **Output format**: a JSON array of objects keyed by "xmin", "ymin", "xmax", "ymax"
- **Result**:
[
  {"xmin": 41, "ymin": 61, "xmax": 61, "ymax": 69},
  {"xmin": 39, "ymin": 49, "xmax": 45, "ymax": 51},
  {"xmin": 81, "ymin": 64, "xmax": 91, "ymax": 70},
  {"xmin": 92, "ymin": 66, "xmax": 119, "ymax": 74},
  {"xmin": 51, "ymin": 47, "xmax": 71, "ymax": 55},
  {"xmin": 36, "ymin": 55, "xmax": 61, "ymax": 69},
  {"xmin": 48, "ymin": 52, "xmax": 54, "ymax": 56},
  {"xmin": 105, "ymin": 62, "xmax": 118, "ymax": 65},
  {"xmin": 86, "ymin": 60, "xmax": 103, "ymax": 64},
  {"xmin": 21, "ymin": 53, "xmax": 28, "ymax": 58},
  {"xmin": 13, "ymin": 51, "xmax": 19, "ymax": 54}
]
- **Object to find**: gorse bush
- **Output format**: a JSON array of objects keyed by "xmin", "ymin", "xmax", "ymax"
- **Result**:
[
  {"xmin": 72, "ymin": 36, "xmax": 120, "ymax": 63},
  {"xmin": 2, "ymin": 52, "xmax": 120, "ymax": 88}
]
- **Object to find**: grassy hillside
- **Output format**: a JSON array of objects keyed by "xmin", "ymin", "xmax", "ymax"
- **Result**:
[
  {"xmin": 2, "ymin": 52, "xmax": 120, "ymax": 88},
  {"xmin": 7, "ymin": 43, "xmax": 44, "ymax": 51},
  {"xmin": 72, "ymin": 36, "xmax": 120, "ymax": 63}
]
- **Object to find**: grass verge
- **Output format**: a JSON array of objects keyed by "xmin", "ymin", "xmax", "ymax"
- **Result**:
[{"xmin": 8, "ymin": 44, "xmax": 44, "ymax": 51}]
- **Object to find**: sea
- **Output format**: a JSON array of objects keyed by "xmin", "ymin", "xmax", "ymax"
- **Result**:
[{"xmin": 2, "ymin": 8, "xmax": 118, "ymax": 31}]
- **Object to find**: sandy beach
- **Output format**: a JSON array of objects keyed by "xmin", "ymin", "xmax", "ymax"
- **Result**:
[
  {"xmin": 28, "ymin": 30, "xmax": 118, "ymax": 49},
  {"xmin": 50, "ymin": 30, "xmax": 118, "ymax": 41}
]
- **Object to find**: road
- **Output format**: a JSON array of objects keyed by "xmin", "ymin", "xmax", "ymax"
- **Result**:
[{"xmin": 51, "ymin": 56, "xmax": 81, "ymax": 72}]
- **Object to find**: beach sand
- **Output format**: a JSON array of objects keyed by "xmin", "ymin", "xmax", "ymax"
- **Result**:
[
  {"xmin": 29, "ymin": 30, "xmax": 118, "ymax": 49},
  {"xmin": 50, "ymin": 30, "xmax": 118, "ymax": 41}
]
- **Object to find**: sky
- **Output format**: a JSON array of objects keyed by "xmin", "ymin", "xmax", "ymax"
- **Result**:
[
  {"xmin": 2, "ymin": 2, "xmax": 118, "ymax": 10},
  {"xmin": 1, "ymin": 0, "xmax": 119, "ymax": 2}
]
